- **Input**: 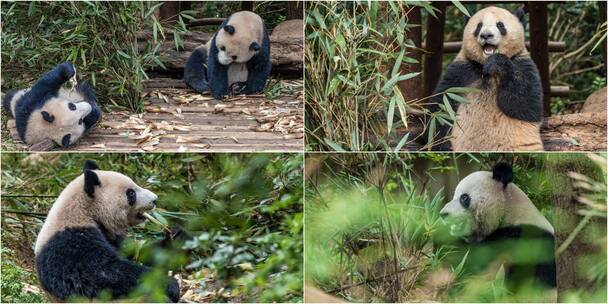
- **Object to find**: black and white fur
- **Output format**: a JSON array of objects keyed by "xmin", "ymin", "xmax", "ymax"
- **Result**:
[
  {"xmin": 184, "ymin": 11, "xmax": 271, "ymax": 100},
  {"xmin": 440, "ymin": 163, "xmax": 556, "ymax": 299},
  {"xmin": 425, "ymin": 7, "xmax": 543, "ymax": 151},
  {"xmin": 2, "ymin": 61, "xmax": 101, "ymax": 147},
  {"xmin": 34, "ymin": 160, "xmax": 179, "ymax": 302}
]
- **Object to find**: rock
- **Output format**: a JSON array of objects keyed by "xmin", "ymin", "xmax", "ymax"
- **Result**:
[{"xmin": 581, "ymin": 87, "xmax": 607, "ymax": 113}]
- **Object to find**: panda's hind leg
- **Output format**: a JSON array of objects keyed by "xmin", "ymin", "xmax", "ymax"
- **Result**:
[{"xmin": 184, "ymin": 47, "xmax": 210, "ymax": 93}]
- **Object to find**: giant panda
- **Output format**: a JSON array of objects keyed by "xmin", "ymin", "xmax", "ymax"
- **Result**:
[
  {"xmin": 426, "ymin": 7, "xmax": 543, "ymax": 151},
  {"xmin": 439, "ymin": 162, "xmax": 556, "ymax": 300},
  {"xmin": 184, "ymin": 11, "xmax": 271, "ymax": 100},
  {"xmin": 2, "ymin": 61, "xmax": 101, "ymax": 147},
  {"xmin": 34, "ymin": 160, "xmax": 179, "ymax": 302}
]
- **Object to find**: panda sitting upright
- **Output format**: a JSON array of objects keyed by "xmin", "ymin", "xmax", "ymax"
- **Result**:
[
  {"xmin": 440, "ymin": 163, "xmax": 556, "ymax": 300},
  {"xmin": 184, "ymin": 11, "xmax": 271, "ymax": 100},
  {"xmin": 2, "ymin": 61, "xmax": 101, "ymax": 147},
  {"xmin": 35, "ymin": 160, "xmax": 179, "ymax": 302},
  {"xmin": 426, "ymin": 7, "xmax": 543, "ymax": 151}
]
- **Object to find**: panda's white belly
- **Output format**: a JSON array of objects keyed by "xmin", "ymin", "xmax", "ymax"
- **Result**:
[
  {"xmin": 228, "ymin": 63, "xmax": 248, "ymax": 86},
  {"xmin": 451, "ymin": 91, "xmax": 542, "ymax": 151}
]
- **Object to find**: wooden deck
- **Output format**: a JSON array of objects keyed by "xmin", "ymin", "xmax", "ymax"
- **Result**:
[{"xmin": 6, "ymin": 79, "xmax": 303, "ymax": 152}]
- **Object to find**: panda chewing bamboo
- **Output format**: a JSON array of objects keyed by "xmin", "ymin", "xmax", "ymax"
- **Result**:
[
  {"xmin": 440, "ymin": 163, "xmax": 556, "ymax": 301},
  {"xmin": 34, "ymin": 160, "xmax": 179, "ymax": 302},
  {"xmin": 426, "ymin": 7, "xmax": 543, "ymax": 151}
]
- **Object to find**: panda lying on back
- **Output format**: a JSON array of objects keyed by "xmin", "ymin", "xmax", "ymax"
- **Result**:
[
  {"xmin": 426, "ymin": 7, "xmax": 543, "ymax": 151},
  {"xmin": 440, "ymin": 163, "xmax": 556, "ymax": 300},
  {"xmin": 35, "ymin": 160, "xmax": 179, "ymax": 302},
  {"xmin": 184, "ymin": 11, "xmax": 271, "ymax": 100},
  {"xmin": 3, "ymin": 62, "xmax": 101, "ymax": 147}
]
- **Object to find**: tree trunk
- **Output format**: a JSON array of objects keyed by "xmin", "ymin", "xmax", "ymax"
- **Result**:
[{"xmin": 545, "ymin": 155, "xmax": 606, "ymax": 297}]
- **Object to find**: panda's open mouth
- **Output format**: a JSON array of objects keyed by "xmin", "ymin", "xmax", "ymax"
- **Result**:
[{"xmin": 483, "ymin": 43, "xmax": 497, "ymax": 56}]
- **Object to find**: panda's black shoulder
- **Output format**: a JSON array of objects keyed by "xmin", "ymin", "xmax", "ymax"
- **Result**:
[
  {"xmin": 484, "ymin": 224, "xmax": 554, "ymax": 242},
  {"xmin": 37, "ymin": 225, "xmax": 118, "ymax": 263}
]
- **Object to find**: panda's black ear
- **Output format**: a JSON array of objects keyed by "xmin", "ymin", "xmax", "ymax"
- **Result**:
[
  {"xmin": 84, "ymin": 169, "xmax": 101, "ymax": 198},
  {"xmin": 41, "ymin": 111, "xmax": 54, "ymax": 123},
  {"xmin": 224, "ymin": 25, "xmax": 235, "ymax": 35},
  {"xmin": 492, "ymin": 162, "xmax": 513, "ymax": 189},
  {"xmin": 250, "ymin": 42, "xmax": 260, "ymax": 51},
  {"xmin": 514, "ymin": 8, "xmax": 526, "ymax": 28},
  {"xmin": 83, "ymin": 160, "xmax": 99, "ymax": 171}
]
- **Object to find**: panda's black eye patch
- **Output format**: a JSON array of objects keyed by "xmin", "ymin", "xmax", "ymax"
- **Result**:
[
  {"xmin": 474, "ymin": 22, "xmax": 483, "ymax": 37},
  {"xmin": 220, "ymin": 46, "xmax": 226, "ymax": 51},
  {"xmin": 126, "ymin": 188, "xmax": 136, "ymax": 206},
  {"xmin": 459, "ymin": 193, "xmax": 471, "ymax": 208},
  {"xmin": 496, "ymin": 22, "xmax": 507, "ymax": 35},
  {"xmin": 68, "ymin": 102, "xmax": 76, "ymax": 111}
]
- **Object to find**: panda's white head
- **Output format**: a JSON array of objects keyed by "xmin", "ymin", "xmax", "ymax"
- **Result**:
[
  {"xmin": 214, "ymin": 11, "xmax": 264, "ymax": 65},
  {"xmin": 461, "ymin": 6, "xmax": 527, "ymax": 63},
  {"xmin": 82, "ymin": 160, "xmax": 157, "ymax": 230},
  {"xmin": 440, "ymin": 163, "xmax": 516, "ymax": 242},
  {"xmin": 24, "ymin": 89, "xmax": 92, "ymax": 146}
]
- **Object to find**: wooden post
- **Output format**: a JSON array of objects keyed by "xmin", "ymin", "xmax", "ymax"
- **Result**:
[
  {"xmin": 423, "ymin": 2, "xmax": 447, "ymax": 97},
  {"xmin": 399, "ymin": 7, "xmax": 423, "ymax": 101},
  {"xmin": 241, "ymin": 1, "xmax": 254, "ymax": 11},
  {"xmin": 159, "ymin": 1, "xmax": 181, "ymax": 25},
  {"xmin": 600, "ymin": 0, "xmax": 606, "ymax": 73},
  {"xmin": 528, "ymin": 1, "xmax": 551, "ymax": 116},
  {"xmin": 286, "ymin": 1, "xmax": 303, "ymax": 20}
]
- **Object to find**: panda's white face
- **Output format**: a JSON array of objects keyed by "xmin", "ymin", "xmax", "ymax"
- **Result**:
[
  {"xmin": 462, "ymin": 7, "xmax": 526, "ymax": 63},
  {"xmin": 440, "ymin": 171, "xmax": 507, "ymax": 242},
  {"xmin": 215, "ymin": 27, "xmax": 260, "ymax": 65},
  {"xmin": 89, "ymin": 171, "xmax": 158, "ymax": 229},
  {"xmin": 27, "ymin": 94, "xmax": 91, "ymax": 146}
]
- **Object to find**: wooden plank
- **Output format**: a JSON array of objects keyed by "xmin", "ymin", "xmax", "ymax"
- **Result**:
[
  {"xmin": 423, "ymin": 2, "xmax": 447, "ymax": 97},
  {"xmin": 422, "ymin": 41, "xmax": 565, "ymax": 53},
  {"xmin": 4, "ymin": 80, "xmax": 303, "ymax": 152},
  {"xmin": 529, "ymin": 1, "xmax": 551, "ymax": 116}
]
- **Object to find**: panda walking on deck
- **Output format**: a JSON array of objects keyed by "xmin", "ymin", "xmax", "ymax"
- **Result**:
[
  {"xmin": 2, "ymin": 61, "xmax": 101, "ymax": 147},
  {"xmin": 440, "ymin": 163, "xmax": 556, "ymax": 301},
  {"xmin": 426, "ymin": 7, "xmax": 543, "ymax": 151},
  {"xmin": 34, "ymin": 160, "xmax": 179, "ymax": 302},
  {"xmin": 184, "ymin": 11, "xmax": 271, "ymax": 100}
]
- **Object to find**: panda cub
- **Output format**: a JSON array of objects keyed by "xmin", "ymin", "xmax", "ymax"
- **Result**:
[
  {"xmin": 427, "ymin": 7, "xmax": 543, "ymax": 151},
  {"xmin": 35, "ymin": 160, "xmax": 179, "ymax": 302},
  {"xmin": 3, "ymin": 62, "xmax": 101, "ymax": 147},
  {"xmin": 184, "ymin": 11, "xmax": 271, "ymax": 100},
  {"xmin": 440, "ymin": 163, "xmax": 556, "ymax": 299}
]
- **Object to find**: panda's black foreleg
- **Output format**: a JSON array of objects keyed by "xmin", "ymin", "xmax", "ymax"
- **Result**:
[
  {"xmin": 26, "ymin": 62, "xmax": 75, "ymax": 106},
  {"xmin": 484, "ymin": 54, "xmax": 543, "ymax": 122},
  {"xmin": 244, "ymin": 28, "xmax": 271, "ymax": 94},
  {"xmin": 207, "ymin": 46, "xmax": 230, "ymax": 100},
  {"xmin": 424, "ymin": 60, "xmax": 482, "ymax": 151},
  {"xmin": 92, "ymin": 258, "xmax": 179, "ymax": 302},
  {"xmin": 184, "ymin": 47, "xmax": 210, "ymax": 93},
  {"xmin": 76, "ymin": 82, "xmax": 101, "ymax": 131}
]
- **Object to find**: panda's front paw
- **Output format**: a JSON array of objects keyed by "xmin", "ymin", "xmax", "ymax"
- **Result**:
[
  {"xmin": 58, "ymin": 61, "xmax": 76, "ymax": 79},
  {"xmin": 482, "ymin": 53, "xmax": 511, "ymax": 77},
  {"xmin": 212, "ymin": 90, "xmax": 226, "ymax": 101}
]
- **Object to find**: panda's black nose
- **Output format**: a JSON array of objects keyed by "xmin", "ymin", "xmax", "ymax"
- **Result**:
[
  {"xmin": 232, "ymin": 55, "xmax": 237, "ymax": 60},
  {"xmin": 480, "ymin": 32, "xmax": 494, "ymax": 40}
]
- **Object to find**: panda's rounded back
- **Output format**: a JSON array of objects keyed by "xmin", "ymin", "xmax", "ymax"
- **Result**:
[{"xmin": 35, "ymin": 174, "xmax": 91, "ymax": 256}]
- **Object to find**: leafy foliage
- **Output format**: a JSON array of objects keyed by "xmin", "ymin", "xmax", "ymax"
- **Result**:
[{"xmin": 1, "ymin": 153, "xmax": 303, "ymax": 302}]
